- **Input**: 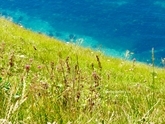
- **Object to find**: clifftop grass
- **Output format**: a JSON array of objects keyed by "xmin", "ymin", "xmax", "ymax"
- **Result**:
[{"xmin": 0, "ymin": 17, "xmax": 165, "ymax": 124}]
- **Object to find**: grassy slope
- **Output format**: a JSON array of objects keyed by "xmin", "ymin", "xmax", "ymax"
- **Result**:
[{"xmin": 0, "ymin": 17, "xmax": 165, "ymax": 124}]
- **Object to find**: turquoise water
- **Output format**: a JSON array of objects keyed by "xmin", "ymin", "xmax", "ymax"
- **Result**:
[{"xmin": 1, "ymin": 0, "xmax": 165, "ymax": 66}]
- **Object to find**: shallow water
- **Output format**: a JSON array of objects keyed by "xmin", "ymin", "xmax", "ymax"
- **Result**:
[{"xmin": 0, "ymin": 0, "xmax": 165, "ymax": 66}]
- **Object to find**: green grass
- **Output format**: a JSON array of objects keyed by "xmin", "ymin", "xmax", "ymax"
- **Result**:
[{"xmin": 0, "ymin": 17, "xmax": 165, "ymax": 124}]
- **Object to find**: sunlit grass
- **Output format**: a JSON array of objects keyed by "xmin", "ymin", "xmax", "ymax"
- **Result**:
[{"xmin": 0, "ymin": 17, "xmax": 165, "ymax": 123}]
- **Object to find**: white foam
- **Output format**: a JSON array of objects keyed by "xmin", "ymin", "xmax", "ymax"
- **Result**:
[{"xmin": 102, "ymin": 48, "xmax": 125, "ymax": 58}]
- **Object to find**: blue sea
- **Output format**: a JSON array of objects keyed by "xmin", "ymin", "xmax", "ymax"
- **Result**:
[{"xmin": 1, "ymin": 0, "xmax": 165, "ymax": 66}]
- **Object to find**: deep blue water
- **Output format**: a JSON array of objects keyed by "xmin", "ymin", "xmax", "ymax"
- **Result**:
[{"xmin": 1, "ymin": 0, "xmax": 165, "ymax": 66}]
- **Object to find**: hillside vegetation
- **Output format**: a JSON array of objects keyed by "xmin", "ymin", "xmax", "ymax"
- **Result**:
[{"xmin": 0, "ymin": 17, "xmax": 165, "ymax": 124}]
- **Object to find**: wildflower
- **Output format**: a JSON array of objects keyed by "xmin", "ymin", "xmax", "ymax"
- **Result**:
[
  {"xmin": 29, "ymin": 58, "xmax": 33, "ymax": 63},
  {"xmin": 19, "ymin": 55, "xmax": 26, "ymax": 58},
  {"xmin": 38, "ymin": 65, "xmax": 42, "ymax": 69},
  {"xmin": 25, "ymin": 64, "xmax": 30, "ymax": 73}
]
